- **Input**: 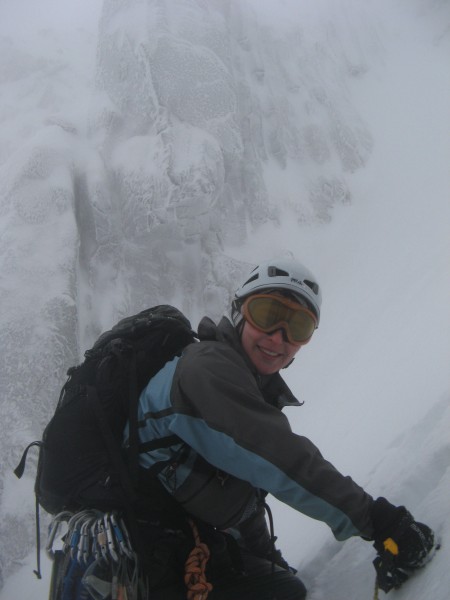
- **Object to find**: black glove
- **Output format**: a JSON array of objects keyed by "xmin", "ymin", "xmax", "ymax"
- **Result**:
[{"xmin": 371, "ymin": 498, "xmax": 435, "ymax": 593}]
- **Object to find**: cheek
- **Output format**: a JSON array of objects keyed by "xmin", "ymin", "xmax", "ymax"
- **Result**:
[
  {"xmin": 241, "ymin": 322, "xmax": 264, "ymax": 351},
  {"xmin": 241, "ymin": 327, "xmax": 257, "ymax": 356}
]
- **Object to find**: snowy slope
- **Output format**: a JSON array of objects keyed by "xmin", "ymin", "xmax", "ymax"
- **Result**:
[{"xmin": 0, "ymin": 1, "xmax": 449, "ymax": 599}]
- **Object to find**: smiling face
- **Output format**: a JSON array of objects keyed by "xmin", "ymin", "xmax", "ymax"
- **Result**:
[{"xmin": 240, "ymin": 320, "xmax": 303, "ymax": 375}]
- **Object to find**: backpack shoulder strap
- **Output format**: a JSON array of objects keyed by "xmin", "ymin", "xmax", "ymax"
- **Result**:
[
  {"xmin": 88, "ymin": 385, "xmax": 136, "ymax": 503},
  {"xmin": 14, "ymin": 441, "xmax": 42, "ymax": 480},
  {"xmin": 13, "ymin": 441, "xmax": 44, "ymax": 579}
]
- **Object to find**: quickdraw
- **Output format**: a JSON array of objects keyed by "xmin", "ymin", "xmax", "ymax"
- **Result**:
[
  {"xmin": 47, "ymin": 510, "xmax": 136, "ymax": 565},
  {"xmin": 47, "ymin": 510, "xmax": 145, "ymax": 600}
]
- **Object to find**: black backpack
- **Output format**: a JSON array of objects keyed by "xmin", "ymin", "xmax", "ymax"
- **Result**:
[{"xmin": 15, "ymin": 305, "xmax": 196, "ymax": 541}]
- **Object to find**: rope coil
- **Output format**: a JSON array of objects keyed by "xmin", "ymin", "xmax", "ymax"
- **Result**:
[{"xmin": 184, "ymin": 519, "xmax": 213, "ymax": 600}]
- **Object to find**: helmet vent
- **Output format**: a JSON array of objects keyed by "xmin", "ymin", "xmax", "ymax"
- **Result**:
[
  {"xmin": 243, "ymin": 274, "xmax": 259, "ymax": 286},
  {"xmin": 268, "ymin": 266, "xmax": 289, "ymax": 277},
  {"xmin": 304, "ymin": 279, "xmax": 319, "ymax": 295}
]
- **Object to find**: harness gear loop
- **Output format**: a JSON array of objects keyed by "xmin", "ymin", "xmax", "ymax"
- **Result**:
[
  {"xmin": 184, "ymin": 519, "xmax": 213, "ymax": 600},
  {"xmin": 261, "ymin": 500, "xmax": 277, "ymax": 574}
]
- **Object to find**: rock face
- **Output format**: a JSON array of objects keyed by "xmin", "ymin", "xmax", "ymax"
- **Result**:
[
  {"xmin": 89, "ymin": 0, "xmax": 376, "ymax": 322},
  {"xmin": 0, "ymin": 0, "xmax": 379, "ymax": 583}
]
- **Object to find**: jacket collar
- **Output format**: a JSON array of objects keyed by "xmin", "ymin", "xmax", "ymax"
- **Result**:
[{"xmin": 197, "ymin": 316, "xmax": 302, "ymax": 409}]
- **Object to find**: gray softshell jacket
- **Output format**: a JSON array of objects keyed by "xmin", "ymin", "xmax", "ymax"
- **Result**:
[{"xmin": 135, "ymin": 316, "xmax": 375, "ymax": 540}]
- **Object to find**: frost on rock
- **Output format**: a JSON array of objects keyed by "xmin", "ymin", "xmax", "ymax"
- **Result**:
[
  {"xmin": 92, "ymin": 0, "xmax": 257, "ymax": 318},
  {"xmin": 0, "ymin": 127, "xmax": 80, "ymax": 580},
  {"xmin": 229, "ymin": 2, "xmax": 378, "ymax": 223},
  {"xmin": 0, "ymin": 127, "xmax": 79, "ymax": 411},
  {"xmin": 90, "ymin": 0, "xmax": 379, "ymax": 319}
]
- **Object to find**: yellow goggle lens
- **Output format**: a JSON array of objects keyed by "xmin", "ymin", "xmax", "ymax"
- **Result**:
[{"xmin": 243, "ymin": 295, "xmax": 317, "ymax": 344}]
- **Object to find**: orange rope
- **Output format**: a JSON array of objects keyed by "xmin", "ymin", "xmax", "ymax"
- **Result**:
[{"xmin": 184, "ymin": 519, "xmax": 213, "ymax": 600}]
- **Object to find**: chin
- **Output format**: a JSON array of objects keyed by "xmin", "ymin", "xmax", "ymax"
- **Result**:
[{"xmin": 256, "ymin": 362, "xmax": 281, "ymax": 375}]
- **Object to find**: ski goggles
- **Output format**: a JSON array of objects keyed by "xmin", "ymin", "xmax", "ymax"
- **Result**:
[{"xmin": 241, "ymin": 293, "xmax": 317, "ymax": 344}]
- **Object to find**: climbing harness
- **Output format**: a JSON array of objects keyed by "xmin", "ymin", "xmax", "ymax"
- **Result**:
[
  {"xmin": 262, "ymin": 500, "xmax": 277, "ymax": 574},
  {"xmin": 184, "ymin": 518, "xmax": 213, "ymax": 600}
]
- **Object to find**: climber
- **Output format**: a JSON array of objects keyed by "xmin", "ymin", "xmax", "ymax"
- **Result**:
[{"xmin": 129, "ymin": 257, "xmax": 435, "ymax": 598}]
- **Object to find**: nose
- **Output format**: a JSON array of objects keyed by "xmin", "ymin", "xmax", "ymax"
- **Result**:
[{"xmin": 267, "ymin": 328, "xmax": 288, "ymax": 343}]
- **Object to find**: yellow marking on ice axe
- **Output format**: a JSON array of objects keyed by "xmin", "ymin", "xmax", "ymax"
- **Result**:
[{"xmin": 383, "ymin": 537, "xmax": 399, "ymax": 555}]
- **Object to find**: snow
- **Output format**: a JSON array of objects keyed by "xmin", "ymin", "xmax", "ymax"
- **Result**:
[{"xmin": 0, "ymin": 0, "xmax": 449, "ymax": 599}]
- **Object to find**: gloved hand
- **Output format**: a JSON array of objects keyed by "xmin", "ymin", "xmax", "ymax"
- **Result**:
[{"xmin": 371, "ymin": 498, "xmax": 435, "ymax": 593}]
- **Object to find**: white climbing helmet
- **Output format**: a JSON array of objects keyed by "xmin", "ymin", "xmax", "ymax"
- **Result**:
[{"xmin": 234, "ymin": 258, "xmax": 322, "ymax": 324}]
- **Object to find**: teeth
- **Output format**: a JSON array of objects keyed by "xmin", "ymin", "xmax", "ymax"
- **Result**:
[{"xmin": 260, "ymin": 348, "xmax": 278, "ymax": 357}]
